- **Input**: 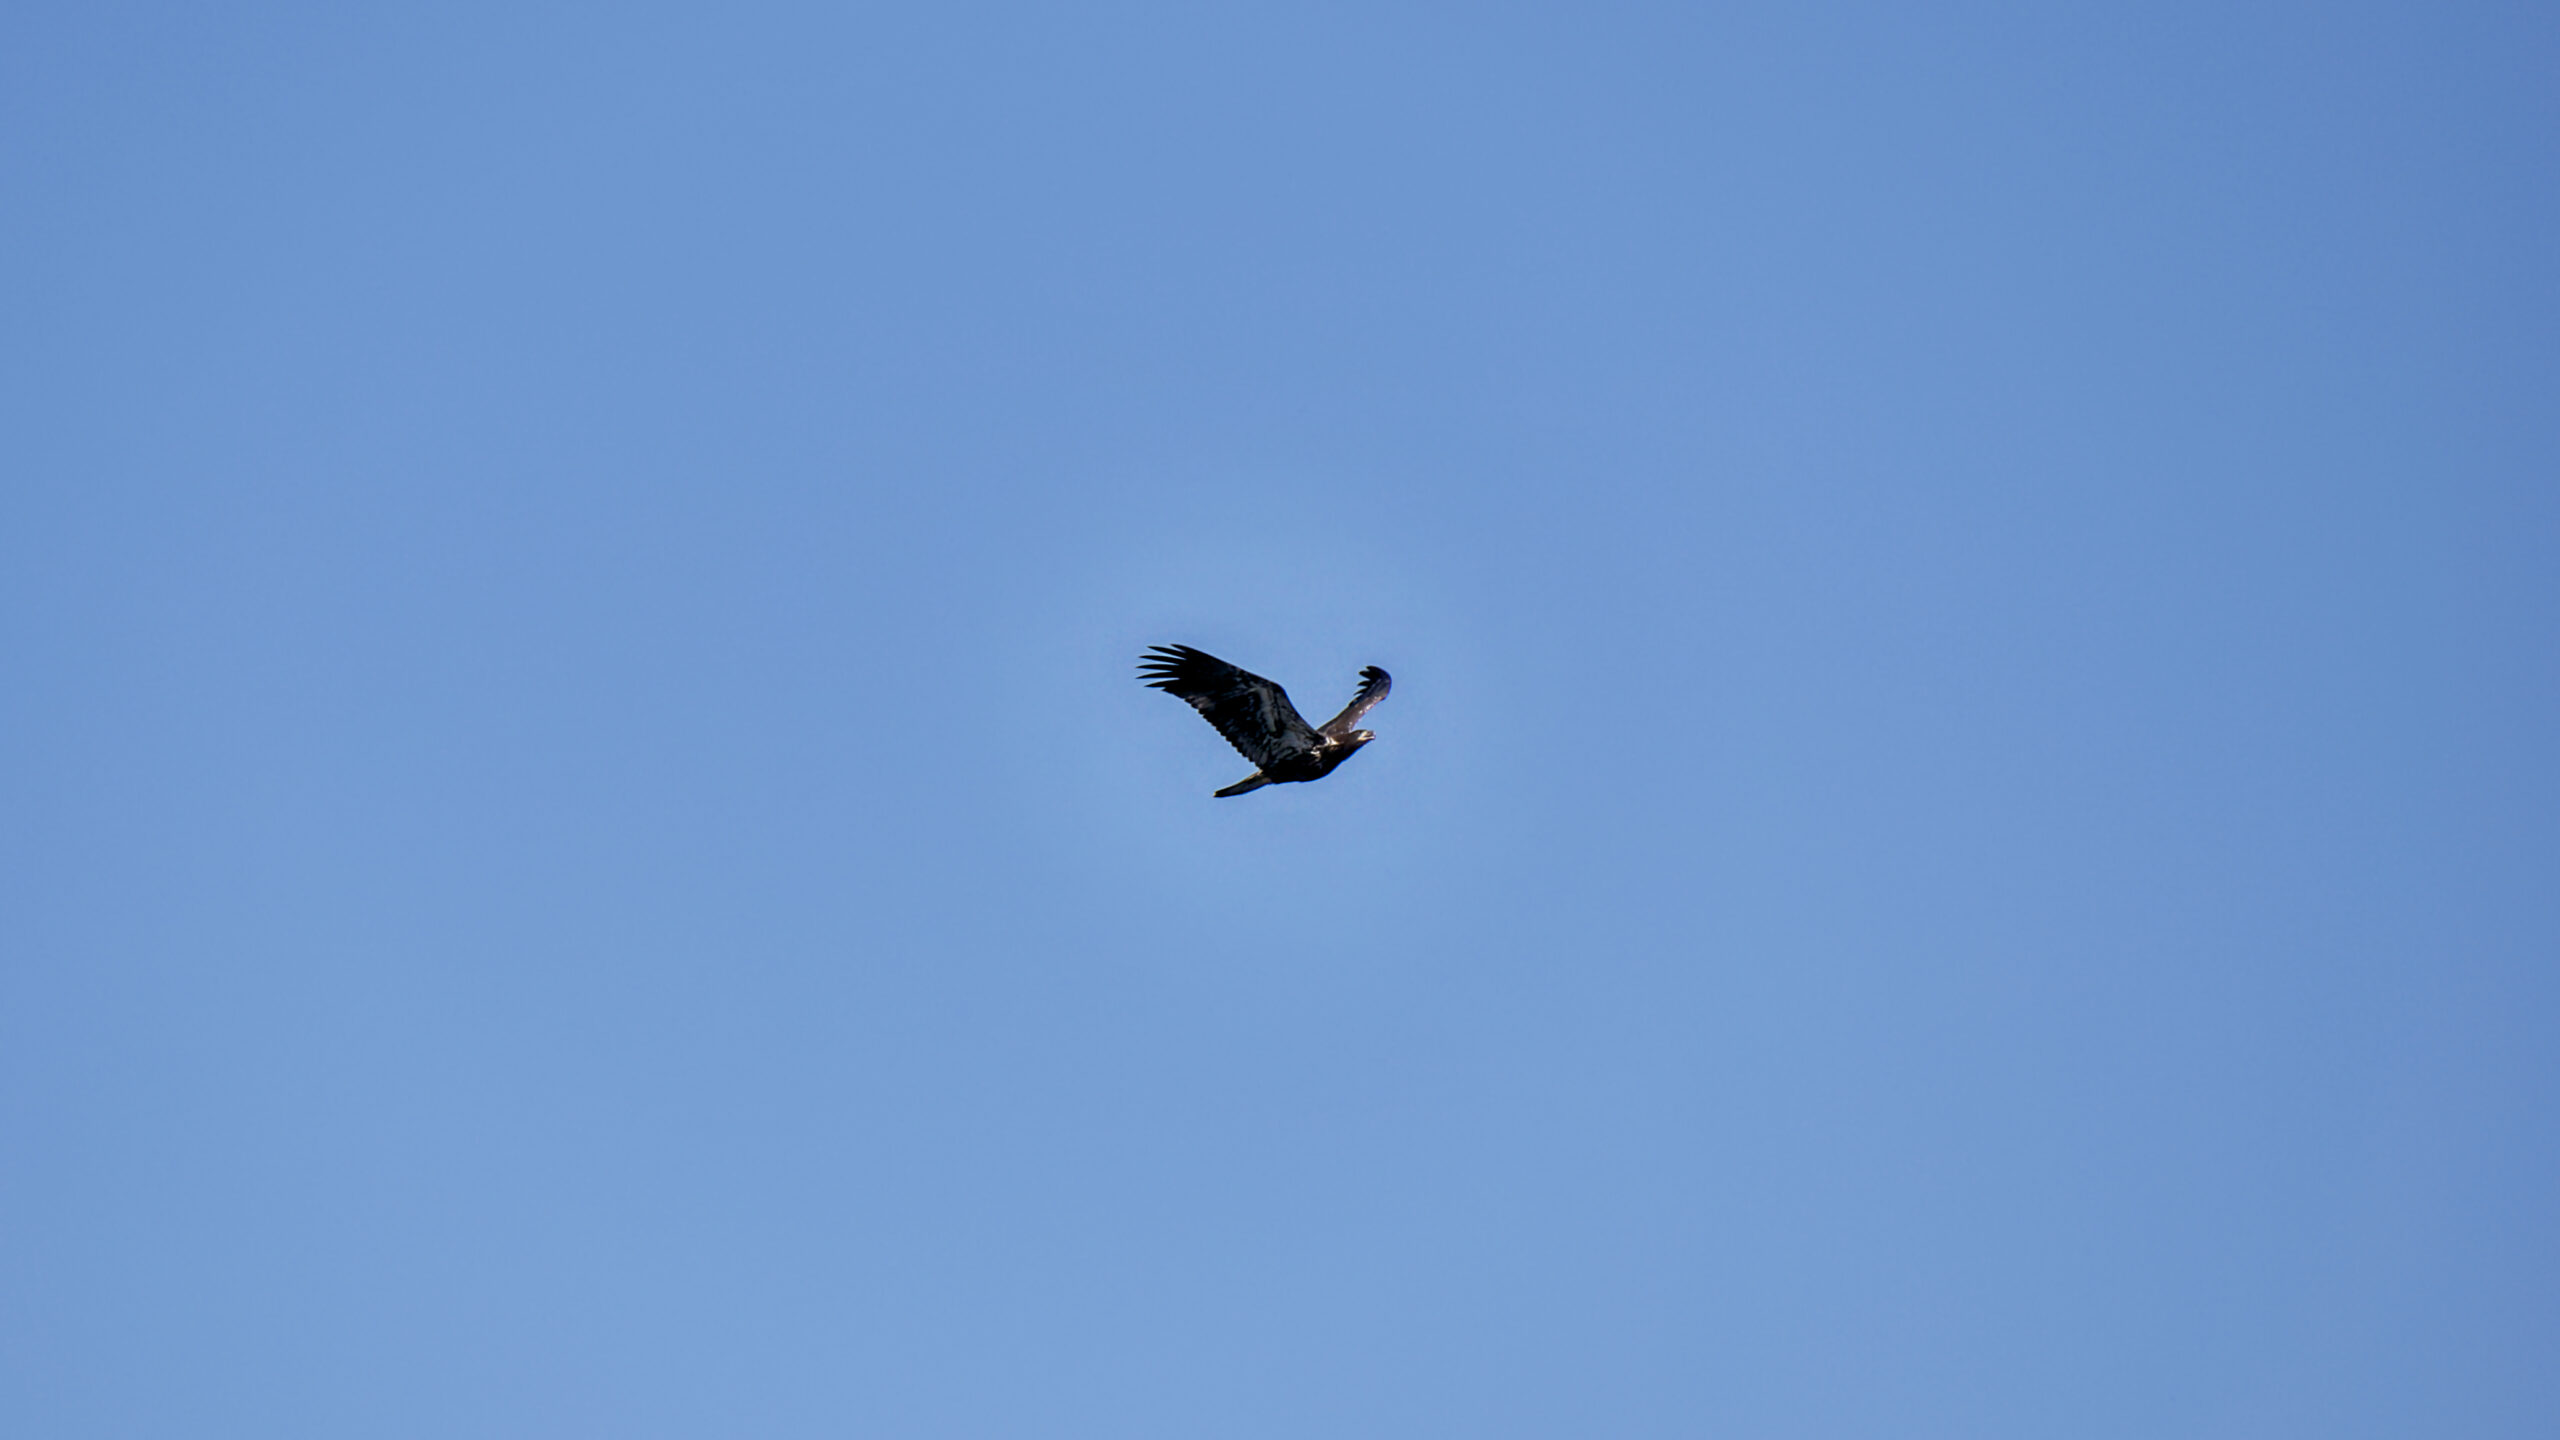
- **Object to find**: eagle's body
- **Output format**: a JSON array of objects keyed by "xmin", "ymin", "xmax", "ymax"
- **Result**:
[{"xmin": 1139, "ymin": 645, "xmax": 1392, "ymax": 797}]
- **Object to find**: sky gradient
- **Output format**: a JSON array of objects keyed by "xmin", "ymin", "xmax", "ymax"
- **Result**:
[{"xmin": 6, "ymin": 3, "xmax": 2556, "ymax": 1436}]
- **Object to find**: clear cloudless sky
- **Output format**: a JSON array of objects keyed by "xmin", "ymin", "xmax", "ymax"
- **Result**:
[{"xmin": 4, "ymin": 3, "xmax": 2555, "ymax": 1436}]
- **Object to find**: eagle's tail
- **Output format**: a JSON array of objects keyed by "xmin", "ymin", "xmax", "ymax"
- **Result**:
[{"xmin": 1213, "ymin": 773, "xmax": 1272, "ymax": 798}]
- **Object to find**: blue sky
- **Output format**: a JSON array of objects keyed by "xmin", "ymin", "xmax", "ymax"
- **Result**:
[{"xmin": 5, "ymin": 3, "xmax": 2555, "ymax": 1435}]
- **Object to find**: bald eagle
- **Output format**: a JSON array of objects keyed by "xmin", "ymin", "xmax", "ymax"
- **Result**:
[{"xmin": 1139, "ymin": 645, "xmax": 1391, "ymax": 797}]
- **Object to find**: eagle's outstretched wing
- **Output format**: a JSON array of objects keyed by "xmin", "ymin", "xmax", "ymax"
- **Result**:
[
  {"xmin": 1318, "ymin": 665, "xmax": 1392, "ymax": 738},
  {"xmin": 1139, "ymin": 645, "xmax": 1322, "ymax": 771}
]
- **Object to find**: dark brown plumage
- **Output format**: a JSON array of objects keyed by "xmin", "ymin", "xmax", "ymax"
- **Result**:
[{"xmin": 1138, "ymin": 645, "xmax": 1391, "ymax": 797}]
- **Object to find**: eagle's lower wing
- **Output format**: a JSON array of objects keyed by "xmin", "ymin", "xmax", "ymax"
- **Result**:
[
  {"xmin": 1317, "ymin": 665, "xmax": 1391, "ymax": 738},
  {"xmin": 1139, "ymin": 645, "xmax": 1322, "ymax": 770}
]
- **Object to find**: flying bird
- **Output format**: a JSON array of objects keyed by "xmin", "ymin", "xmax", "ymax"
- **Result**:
[{"xmin": 1139, "ymin": 644, "xmax": 1391, "ymax": 797}]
